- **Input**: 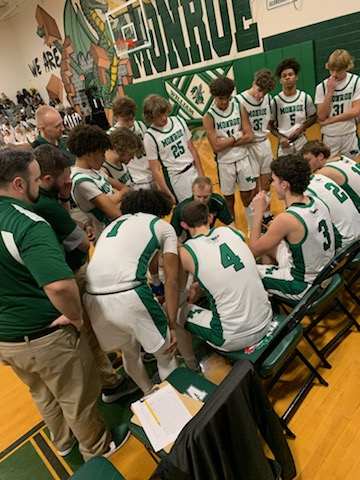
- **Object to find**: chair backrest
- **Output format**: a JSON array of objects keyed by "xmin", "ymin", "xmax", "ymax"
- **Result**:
[
  {"xmin": 70, "ymin": 457, "xmax": 125, "ymax": 479},
  {"xmin": 314, "ymin": 239, "xmax": 360, "ymax": 286}
]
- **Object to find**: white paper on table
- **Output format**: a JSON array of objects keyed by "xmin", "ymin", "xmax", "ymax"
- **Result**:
[{"xmin": 131, "ymin": 384, "xmax": 193, "ymax": 452}]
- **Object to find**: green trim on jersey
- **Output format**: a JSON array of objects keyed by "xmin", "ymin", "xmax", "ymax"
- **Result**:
[
  {"xmin": 285, "ymin": 209, "xmax": 308, "ymax": 282},
  {"xmin": 262, "ymin": 273, "xmax": 309, "ymax": 298},
  {"xmin": 277, "ymin": 90, "xmax": 302, "ymax": 104},
  {"xmin": 183, "ymin": 243, "xmax": 224, "ymax": 345},
  {"xmin": 229, "ymin": 227, "xmax": 245, "ymax": 242},
  {"xmin": 239, "ymin": 92, "xmax": 265, "ymax": 108},
  {"xmin": 208, "ymin": 102, "xmax": 234, "ymax": 119},
  {"xmin": 135, "ymin": 217, "xmax": 161, "ymax": 282},
  {"xmin": 135, "ymin": 284, "xmax": 167, "ymax": 339},
  {"xmin": 149, "ymin": 118, "xmax": 174, "ymax": 134},
  {"xmin": 326, "ymin": 162, "xmax": 360, "ymax": 212}
]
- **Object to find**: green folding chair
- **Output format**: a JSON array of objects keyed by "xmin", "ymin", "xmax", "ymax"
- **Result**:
[{"xmin": 70, "ymin": 457, "xmax": 125, "ymax": 479}]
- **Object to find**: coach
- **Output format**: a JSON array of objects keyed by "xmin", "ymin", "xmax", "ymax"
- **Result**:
[{"xmin": 0, "ymin": 149, "xmax": 111, "ymax": 460}]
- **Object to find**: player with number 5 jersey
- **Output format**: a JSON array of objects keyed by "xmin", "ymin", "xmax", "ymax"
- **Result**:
[
  {"xmin": 177, "ymin": 201, "xmax": 272, "ymax": 353},
  {"xmin": 143, "ymin": 95, "xmax": 203, "ymax": 204}
]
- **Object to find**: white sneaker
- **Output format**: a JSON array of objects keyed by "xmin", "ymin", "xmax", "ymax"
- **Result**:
[
  {"xmin": 103, "ymin": 431, "xmax": 131, "ymax": 458},
  {"xmin": 57, "ymin": 438, "xmax": 77, "ymax": 457}
]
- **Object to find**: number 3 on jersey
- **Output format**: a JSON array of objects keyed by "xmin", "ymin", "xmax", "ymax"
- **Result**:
[{"xmin": 219, "ymin": 243, "xmax": 244, "ymax": 271}]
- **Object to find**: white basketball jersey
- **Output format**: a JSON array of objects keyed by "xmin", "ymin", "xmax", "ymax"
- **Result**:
[
  {"xmin": 128, "ymin": 120, "xmax": 153, "ymax": 185},
  {"xmin": 144, "ymin": 117, "xmax": 193, "ymax": 174},
  {"xmin": 306, "ymin": 174, "xmax": 360, "ymax": 248},
  {"xmin": 272, "ymin": 90, "xmax": 315, "ymax": 138},
  {"xmin": 326, "ymin": 157, "xmax": 360, "ymax": 208},
  {"xmin": 236, "ymin": 91, "xmax": 272, "ymax": 142},
  {"xmin": 184, "ymin": 227, "xmax": 272, "ymax": 341},
  {"xmin": 207, "ymin": 99, "xmax": 247, "ymax": 163},
  {"xmin": 286, "ymin": 196, "xmax": 335, "ymax": 283},
  {"xmin": 315, "ymin": 73, "xmax": 360, "ymax": 136},
  {"xmin": 102, "ymin": 161, "xmax": 132, "ymax": 186},
  {"xmin": 86, "ymin": 213, "xmax": 176, "ymax": 294}
]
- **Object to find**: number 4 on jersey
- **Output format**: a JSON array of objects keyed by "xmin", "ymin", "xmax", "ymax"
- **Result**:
[{"xmin": 219, "ymin": 243, "xmax": 244, "ymax": 271}]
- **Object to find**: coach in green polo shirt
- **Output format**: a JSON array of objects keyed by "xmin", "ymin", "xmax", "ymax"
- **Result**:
[
  {"xmin": 171, "ymin": 176, "xmax": 234, "ymax": 240},
  {"xmin": 32, "ymin": 105, "xmax": 75, "ymax": 164},
  {"xmin": 0, "ymin": 149, "xmax": 117, "ymax": 460}
]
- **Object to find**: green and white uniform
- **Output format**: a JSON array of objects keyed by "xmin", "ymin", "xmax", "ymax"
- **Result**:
[
  {"xmin": 0, "ymin": 197, "xmax": 73, "ymax": 340},
  {"xmin": 258, "ymin": 196, "xmax": 335, "ymax": 301},
  {"xmin": 306, "ymin": 174, "xmax": 360, "ymax": 249},
  {"xmin": 207, "ymin": 99, "xmax": 256, "ymax": 194},
  {"xmin": 101, "ymin": 160, "xmax": 132, "ymax": 186},
  {"xmin": 236, "ymin": 91, "xmax": 273, "ymax": 175},
  {"xmin": 325, "ymin": 156, "xmax": 360, "ymax": 212},
  {"xmin": 183, "ymin": 226, "xmax": 272, "ymax": 351},
  {"xmin": 315, "ymin": 73, "xmax": 360, "ymax": 158},
  {"xmin": 144, "ymin": 116, "xmax": 197, "ymax": 202},
  {"xmin": 71, "ymin": 166, "xmax": 114, "ymax": 239},
  {"xmin": 271, "ymin": 90, "xmax": 316, "ymax": 156},
  {"xmin": 84, "ymin": 213, "xmax": 178, "ymax": 353}
]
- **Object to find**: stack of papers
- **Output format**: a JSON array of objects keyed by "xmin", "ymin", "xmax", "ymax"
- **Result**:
[{"xmin": 131, "ymin": 384, "xmax": 193, "ymax": 452}]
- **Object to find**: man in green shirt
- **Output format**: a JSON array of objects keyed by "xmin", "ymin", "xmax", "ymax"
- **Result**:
[
  {"xmin": 32, "ymin": 105, "xmax": 75, "ymax": 164},
  {"xmin": 171, "ymin": 176, "xmax": 234, "ymax": 240},
  {"xmin": 0, "ymin": 149, "xmax": 124, "ymax": 459}
]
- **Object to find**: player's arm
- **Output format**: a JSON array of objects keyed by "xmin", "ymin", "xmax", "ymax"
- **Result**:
[
  {"xmin": 188, "ymin": 139, "xmax": 204, "ymax": 176},
  {"xmin": 202, "ymin": 114, "xmax": 237, "ymax": 153},
  {"xmin": 318, "ymin": 166, "xmax": 346, "ymax": 186},
  {"xmin": 235, "ymin": 107, "xmax": 254, "ymax": 145},
  {"xmin": 149, "ymin": 159, "xmax": 176, "ymax": 204},
  {"xmin": 288, "ymin": 114, "xmax": 317, "ymax": 142},
  {"xmin": 316, "ymin": 77, "xmax": 337, "ymax": 121},
  {"xmin": 92, "ymin": 193, "xmax": 121, "ymax": 220},
  {"xmin": 320, "ymin": 99, "xmax": 360, "ymax": 125}
]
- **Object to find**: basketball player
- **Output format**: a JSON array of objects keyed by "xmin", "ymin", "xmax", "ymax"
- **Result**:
[
  {"xmin": 300, "ymin": 141, "xmax": 360, "ymax": 249},
  {"xmin": 316, "ymin": 49, "xmax": 360, "ymax": 158},
  {"xmin": 84, "ymin": 189, "xmax": 179, "ymax": 394},
  {"xmin": 176, "ymin": 201, "xmax": 272, "ymax": 354},
  {"xmin": 269, "ymin": 58, "xmax": 317, "ymax": 156},
  {"xmin": 203, "ymin": 76, "xmax": 256, "ymax": 225},
  {"xmin": 108, "ymin": 96, "xmax": 153, "ymax": 189},
  {"xmin": 236, "ymin": 69, "xmax": 276, "ymax": 219},
  {"xmin": 250, "ymin": 155, "xmax": 335, "ymax": 301},
  {"xmin": 143, "ymin": 95, "xmax": 203, "ymax": 204},
  {"xmin": 302, "ymin": 140, "xmax": 360, "ymax": 212}
]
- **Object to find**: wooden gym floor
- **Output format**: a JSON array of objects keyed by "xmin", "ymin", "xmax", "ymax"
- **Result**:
[{"xmin": 1, "ymin": 128, "xmax": 360, "ymax": 479}]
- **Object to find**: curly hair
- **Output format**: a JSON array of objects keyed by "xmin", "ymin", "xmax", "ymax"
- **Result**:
[
  {"xmin": 67, "ymin": 125, "xmax": 111, "ymax": 157},
  {"xmin": 143, "ymin": 95, "xmax": 171, "ymax": 124},
  {"xmin": 271, "ymin": 154, "xmax": 311, "ymax": 195},
  {"xmin": 121, "ymin": 188, "xmax": 173, "ymax": 217},
  {"xmin": 209, "ymin": 77, "xmax": 235, "ymax": 98},
  {"xmin": 301, "ymin": 141, "xmax": 331, "ymax": 160},
  {"xmin": 110, "ymin": 127, "xmax": 143, "ymax": 156},
  {"xmin": 275, "ymin": 58, "xmax": 300, "ymax": 78},
  {"xmin": 181, "ymin": 200, "xmax": 209, "ymax": 228},
  {"xmin": 254, "ymin": 69, "xmax": 276, "ymax": 93},
  {"xmin": 112, "ymin": 96, "xmax": 136, "ymax": 118}
]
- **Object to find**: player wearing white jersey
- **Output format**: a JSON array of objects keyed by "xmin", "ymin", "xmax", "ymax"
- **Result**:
[
  {"xmin": 108, "ymin": 96, "xmax": 153, "ymax": 189},
  {"xmin": 176, "ymin": 201, "xmax": 272, "ymax": 355},
  {"xmin": 250, "ymin": 155, "xmax": 335, "ymax": 301},
  {"xmin": 203, "ymin": 77, "xmax": 255, "ymax": 226},
  {"xmin": 302, "ymin": 140, "xmax": 360, "ymax": 213},
  {"xmin": 143, "ymin": 95, "xmax": 203, "ymax": 204},
  {"xmin": 316, "ymin": 49, "xmax": 360, "ymax": 158},
  {"xmin": 84, "ymin": 189, "xmax": 179, "ymax": 394},
  {"xmin": 269, "ymin": 58, "xmax": 317, "ymax": 157}
]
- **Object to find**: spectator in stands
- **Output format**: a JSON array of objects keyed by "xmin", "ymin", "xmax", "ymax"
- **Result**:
[{"xmin": 0, "ymin": 149, "xmax": 123, "ymax": 460}]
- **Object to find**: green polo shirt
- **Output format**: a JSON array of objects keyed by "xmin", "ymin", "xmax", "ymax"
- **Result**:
[
  {"xmin": 171, "ymin": 193, "xmax": 233, "ymax": 237},
  {"xmin": 31, "ymin": 135, "xmax": 75, "ymax": 165},
  {"xmin": 0, "ymin": 196, "xmax": 74, "ymax": 340},
  {"xmin": 33, "ymin": 189, "xmax": 87, "ymax": 272}
]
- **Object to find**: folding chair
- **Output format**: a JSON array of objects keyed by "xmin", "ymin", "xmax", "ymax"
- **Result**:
[
  {"xmin": 272, "ymin": 239, "xmax": 360, "ymax": 362},
  {"xmin": 70, "ymin": 457, "xmax": 125, "ymax": 479}
]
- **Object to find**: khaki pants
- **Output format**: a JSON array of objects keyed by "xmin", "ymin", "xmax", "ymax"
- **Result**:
[{"xmin": 0, "ymin": 327, "xmax": 111, "ymax": 460}]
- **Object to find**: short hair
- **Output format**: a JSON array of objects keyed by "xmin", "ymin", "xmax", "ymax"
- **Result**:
[
  {"xmin": 121, "ymin": 189, "xmax": 173, "ymax": 217},
  {"xmin": 209, "ymin": 77, "xmax": 235, "ymax": 98},
  {"xmin": 67, "ymin": 125, "xmax": 111, "ymax": 157},
  {"xmin": 143, "ymin": 95, "xmax": 171, "ymax": 124},
  {"xmin": 271, "ymin": 154, "xmax": 311, "ymax": 195},
  {"xmin": 301, "ymin": 140, "xmax": 331, "ymax": 160},
  {"xmin": 192, "ymin": 176, "xmax": 212, "ymax": 190},
  {"xmin": 110, "ymin": 127, "xmax": 143, "ymax": 156},
  {"xmin": 0, "ymin": 148, "xmax": 33, "ymax": 187},
  {"xmin": 254, "ymin": 69, "xmax": 276, "ymax": 93},
  {"xmin": 275, "ymin": 58, "xmax": 300, "ymax": 78},
  {"xmin": 33, "ymin": 144, "xmax": 70, "ymax": 177},
  {"xmin": 112, "ymin": 96, "xmax": 136, "ymax": 118},
  {"xmin": 326, "ymin": 49, "xmax": 354, "ymax": 72},
  {"xmin": 35, "ymin": 105, "xmax": 59, "ymax": 129},
  {"xmin": 181, "ymin": 201, "xmax": 209, "ymax": 228}
]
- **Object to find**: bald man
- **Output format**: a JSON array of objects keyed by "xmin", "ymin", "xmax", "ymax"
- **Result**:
[{"xmin": 32, "ymin": 105, "xmax": 74, "ymax": 163}]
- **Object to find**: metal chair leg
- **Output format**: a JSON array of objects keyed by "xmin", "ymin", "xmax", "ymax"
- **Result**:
[
  {"xmin": 303, "ymin": 332, "xmax": 332, "ymax": 369},
  {"xmin": 344, "ymin": 284, "xmax": 360, "ymax": 308},
  {"xmin": 295, "ymin": 349, "xmax": 328, "ymax": 386},
  {"xmin": 335, "ymin": 299, "xmax": 360, "ymax": 331}
]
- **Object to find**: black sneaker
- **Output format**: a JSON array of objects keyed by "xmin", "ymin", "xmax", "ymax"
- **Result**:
[
  {"xmin": 101, "ymin": 376, "xmax": 139, "ymax": 403},
  {"xmin": 142, "ymin": 352, "xmax": 156, "ymax": 363}
]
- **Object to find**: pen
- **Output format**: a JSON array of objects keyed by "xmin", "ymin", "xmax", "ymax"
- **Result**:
[{"xmin": 143, "ymin": 400, "xmax": 161, "ymax": 426}]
